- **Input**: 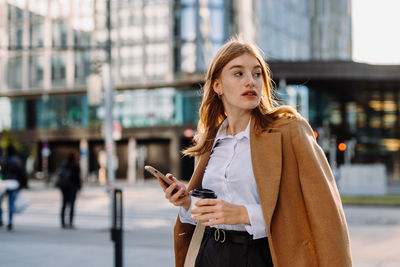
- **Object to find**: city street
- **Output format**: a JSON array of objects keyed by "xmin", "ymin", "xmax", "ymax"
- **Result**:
[{"xmin": 1, "ymin": 180, "xmax": 400, "ymax": 267}]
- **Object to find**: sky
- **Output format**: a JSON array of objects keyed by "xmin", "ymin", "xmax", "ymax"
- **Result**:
[{"xmin": 352, "ymin": 0, "xmax": 400, "ymax": 64}]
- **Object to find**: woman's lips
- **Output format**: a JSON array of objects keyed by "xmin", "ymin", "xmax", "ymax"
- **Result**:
[{"xmin": 241, "ymin": 90, "xmax": 257, "ymax": 96}]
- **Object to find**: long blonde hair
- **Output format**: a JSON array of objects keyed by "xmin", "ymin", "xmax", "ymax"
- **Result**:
[{"xmin": 183, "ymin": 38, "xmax": 296, "ymax": 156}]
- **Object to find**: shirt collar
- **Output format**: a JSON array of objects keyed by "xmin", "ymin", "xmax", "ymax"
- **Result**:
[{"xmin": 213, "ymin": 117, "xmax": 251, "ymax": 146}]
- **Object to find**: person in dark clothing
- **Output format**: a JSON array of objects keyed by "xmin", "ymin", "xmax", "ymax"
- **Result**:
[
  {"xmin": 57, "ymin": 152, "xmax": 81, "ymax": 229},
  {"xmin": 0, "ymin": 145, "xmax": 24, "ymax": 231}
]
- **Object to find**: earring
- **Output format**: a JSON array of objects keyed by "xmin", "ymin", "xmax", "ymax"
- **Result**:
[{"xmin": 217, "ymin": 94, "xmax": 222, "ymax": 99}]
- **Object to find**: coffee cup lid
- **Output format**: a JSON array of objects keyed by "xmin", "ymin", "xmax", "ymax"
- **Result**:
[{"xmin": 191, "ymin": 188, "xmax": 217, "ymax": 199}]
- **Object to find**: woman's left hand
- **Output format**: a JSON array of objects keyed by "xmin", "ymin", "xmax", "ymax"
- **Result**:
[{"xmin": 191, "ymin": 199, "xmax": 250, "ymax": 226}]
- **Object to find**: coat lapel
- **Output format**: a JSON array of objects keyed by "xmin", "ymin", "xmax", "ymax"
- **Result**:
[{"xmin": 250, "ymin": 121, "xmax": 282, "ymax": 233}]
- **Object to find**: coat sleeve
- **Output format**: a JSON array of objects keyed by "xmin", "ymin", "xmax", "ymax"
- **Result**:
[{"xmin": 289, "ymin": 118, "xmax": 352, "ymax": 266}]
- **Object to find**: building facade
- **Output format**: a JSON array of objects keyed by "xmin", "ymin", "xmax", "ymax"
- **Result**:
[{"xmin": 4, "ymin": 0, "xmax": 399, "ymax": 185}]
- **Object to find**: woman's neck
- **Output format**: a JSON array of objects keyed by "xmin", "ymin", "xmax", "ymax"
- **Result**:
[{"xmin": 226, "ymin": 112, "xmax": 251, "ymax": 136}]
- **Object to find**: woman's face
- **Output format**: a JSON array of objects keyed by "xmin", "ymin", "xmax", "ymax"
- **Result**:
[{"xmin": 213, "ymin": 53, "xmax": 263, "ymax": 115}]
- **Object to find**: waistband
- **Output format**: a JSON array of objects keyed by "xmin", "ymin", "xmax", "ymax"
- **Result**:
[{"xmin": 204, "ymin": 227, "xmax": 267, "ymax": 245}]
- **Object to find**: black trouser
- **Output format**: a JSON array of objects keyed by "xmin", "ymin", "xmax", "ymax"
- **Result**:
[
  {"xmin": 60, "ymin": 188, "xmax": 78, "ymax": 226},
  {"xmin": 195, "ymin": 227, "xmax": 273, "ymax": 267}
]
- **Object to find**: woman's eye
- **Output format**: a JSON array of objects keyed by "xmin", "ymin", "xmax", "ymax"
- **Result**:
[
  {"xmin": 254, "ymin": 72, "xmax": 261, "ymax": 78},
  {"xmin": 234, "ymin": 72, "xmax": 243, "ymax": 77}
]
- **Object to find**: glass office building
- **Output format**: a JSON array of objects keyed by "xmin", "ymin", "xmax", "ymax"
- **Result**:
[
  {"xmin": 0, "ymin": 0, "xmax": 232, "ymax": 180},
  {"xmin": 3, "ymin": 0, "xmax": 399, "ymax": 184}
]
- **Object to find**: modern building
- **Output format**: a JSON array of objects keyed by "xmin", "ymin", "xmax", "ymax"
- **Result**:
[{"xmin": 1, "ymin": 0, "xmax": 399, "ymax": 184}]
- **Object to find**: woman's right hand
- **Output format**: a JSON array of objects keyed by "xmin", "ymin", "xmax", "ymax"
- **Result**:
[{"xmin": 158, "ymin": 174, "xmax": 191, "ymax": 211}]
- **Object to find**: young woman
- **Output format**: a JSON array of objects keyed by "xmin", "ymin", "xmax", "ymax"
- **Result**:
[{"xmin": 159, "ymin": 38, "xmax": 352, "ymax": 267}]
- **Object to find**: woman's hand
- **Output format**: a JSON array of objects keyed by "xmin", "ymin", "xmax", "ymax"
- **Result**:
[
  {"xmin": 158, "ymin": 174, "xmax": 191, "ymax": 211},
  {"xmin": 191, "ymin": 199, "xmax": 250, "ymax": 226}
]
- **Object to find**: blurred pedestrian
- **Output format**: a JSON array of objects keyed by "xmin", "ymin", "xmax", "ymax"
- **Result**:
[
  {"xmin": 56, "ymin": 152, "xmax": 81, "ymax": 229},
  {"xmin": 0, "ymin": 145, "xmax": 24, "ymax": 231},
  {"xmin": 159, "ymin": 38, "xmax": 352, "ymax": 267}
]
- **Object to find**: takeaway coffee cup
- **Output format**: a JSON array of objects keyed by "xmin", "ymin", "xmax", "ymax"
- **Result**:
[{"xmin": 190, "ymin": 188, "xmax": 217, "ymax": 220}]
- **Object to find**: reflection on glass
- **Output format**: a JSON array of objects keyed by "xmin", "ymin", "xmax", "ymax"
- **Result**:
[
  {"xmin": 346, "ymin": 102, "xmax": 357, "ymax": 133},
  {"xmin": 145, "ymin": 43, "xmax": 169, "ymax": 78},
  {"xmin": 74, "ymin": 52, "xmax": 91, "ymax": 83},
  {"xmin": 10, "ymin": 99, "xmax": 25, "ymax": 130},
  {"xmin": 182, "ymin": 0, "xmax": 196, "ymax": 4},
  {"xmin": 8, "ymin": 25, "xmax": 23, "ymax": 47},
  {"xmin": 52, "ymin": 21, "xmax": 67, "ymax": 47},
  {"xmin": 30, "ymin": 23, "xmax": 44, "ymax": 47},
  {"xmin": 383, "ymin": 114, "xmax": 397, "ymax": 129},
  {"xmin": 329, "ymin": 104, "xmax": 342, "ymax": 126},
  {"xmin": 0, "ymin": 98, "xmax": 11, "ymax": 131},
  {"xmin": 29, "ymin": 55, "xmax": 44, "ymax": 88},
  {"xmin": 380, "ymin": 139, "xmax": 400, "ymax": 152},
  {"xmin": 181, "ymin": 7, "xmax": 196, "ymax": 41},
  {"xmin": 7, "ymin": 4, "xmax": 24, "ymax": 21},
  {"xmin": 37, "ymin": 94, "xmax": 88, "ymax": 129},
  {"xmin": 369, "ymin": 116, "xmax": 381, "ymax": 129},
  {"xmin": 119, "ymin": 46, "xmax": 143, "ymax": 81},
  {"xmin": 112, "ymin": 88, "xmax": 201, "ymax": 128},
  {"xmin": 7, "ymin": 56, "xmax": 23, "ymax": 89},
  {"xmin": 181, "ymin": 42, "xmax": 196, "ymax": 73},
  {"xmin": 356, "ymin": 105, "xmax": 366, "ymax": 128},
  {"xmin": 51, "ymin": 54, "xmax": 66, "ymax": 85},
  {"xmin": 210, "ymin": 8, "xmax": 224, "ymax": 41}
]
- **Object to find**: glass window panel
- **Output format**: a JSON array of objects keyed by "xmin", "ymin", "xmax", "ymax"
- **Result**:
[
  {"xmin": 10, "ymin": 98, "xmax": 25, "ymax": 130},
  {"xmin": 37, "ymin": 94, "xmax": 88, "ymax": 129},
  {"xmin": 181, "ymin": 7, "xmax": 196, "ymax": 41},
  {"xmin": 8, "ymin": 25, "xmax": 23, "ymax": 47},
  {"xmin": 210, "ymin": 8, "xmax": 224, "ymax": 41},
  {"xmin": 52, "ymin": 21, "xmax": 67, "ymax": 47},
  {"xmin": 51, "ymin": 54, "xmax": 66, "ymax": 85},
  {"xmin": 199, "ymin": 0, "xmax": 224, "ymax": 5},
  {"xmin": 29, "ymin": 55, "xmax": 45, "ymax": 88},
  {"xmin": 0, "ymin": 98, "xmax": 12, "ymax": 131},
  {"xmin": 130, "ymin": 5, "xmax": 143, "ymax": 25},
  {"xmin": 74, "ymin": 30, "xmax": 91, "ymax": 47},
  {"xmin": 29, "ymin": 23, "xmax": 44, "ymax": 47},
  {"xmin": 7, "ymin": 56, "xmax": 23, "ymax": 89},
  {"xmin": 181, "ymin": 42, "xmax": 196, "ymax": 73},
  {"xmin": 7, "ymin": 4, "xmax": 24, "ymax": 21},
  {"xmin": 181, "ymin": 0, "xmax": 196, "ymax": 4},
  {"xmin": 120, "ymin": 46, "xmax": 143, "ymax": 81},
  {"xmin": 74, "ymin": 52, "xmax": 91, "ymax": 83},
  {"xmin": 356, "ymin": 105, "xmax": 366, "ymax": 128}
]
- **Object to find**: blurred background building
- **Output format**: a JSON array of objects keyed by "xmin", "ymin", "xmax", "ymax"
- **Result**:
[{"xmin": 0, "ymin": 0, "xmax": 399, "ymax": 185}]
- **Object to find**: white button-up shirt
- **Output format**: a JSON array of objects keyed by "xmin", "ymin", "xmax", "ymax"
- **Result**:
[{"xmin": 179, "ymin": 118, "xmax": 267, "ymax": 239}]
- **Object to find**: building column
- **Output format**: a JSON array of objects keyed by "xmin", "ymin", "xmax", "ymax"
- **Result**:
[
  {"xmin": 80, "ymin": 139, "xmax": 89, "ymax": 183},
  {"xmin": 127, "ymin": 137, "xmax": 137, "ymax": 184},
  {"xmin": 169, "ymin": 132, "xmax": 181, "ymax": 179}
]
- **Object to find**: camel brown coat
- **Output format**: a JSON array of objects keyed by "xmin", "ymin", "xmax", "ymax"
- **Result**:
[{"xmin": 174, "ymin": 115, "xmax": 352, "ymax": 267}]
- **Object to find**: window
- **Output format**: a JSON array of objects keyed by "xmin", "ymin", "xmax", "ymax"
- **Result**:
[
  {"xmin": 51, "ymin": 54, "xmax": 66, "ymax": 85},
  {"xmin": 7, "ymin": 56, "xmax": 23, "ymax": 90},
  {"xmin": 30, "ymin": 23, "xmax": 44, "ymax": 48},
  {"xmin": 181, "ymin": 7, "xmax": 196, "ymax": 41},
  {"xmin": 29, "ymin": 55, "xmax": 45, "ymax": 88},
  {"xmin": 52, "ymin": 21, "xmax": 67, "ymax": 48},
  {"xmin": 74, "ymin": 52, "xmax": 91, "ymax": 83},
  {"xmin": 119, "ymin": 46, "xmax": 143, "ymax": 81},
  {"xmin": 8, "ymin": 25, "xmax": 23, "ymax": 48}
]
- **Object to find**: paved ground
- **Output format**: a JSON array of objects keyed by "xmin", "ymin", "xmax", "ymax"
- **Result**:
[{"xmin": 1, "ymin": 180, "xmax": 400, "ymax": 266}]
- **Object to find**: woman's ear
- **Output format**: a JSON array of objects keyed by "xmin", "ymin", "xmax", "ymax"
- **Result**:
[{"xmin": 212, "ymin": 79, "xmax": 222, "ymax": 95}]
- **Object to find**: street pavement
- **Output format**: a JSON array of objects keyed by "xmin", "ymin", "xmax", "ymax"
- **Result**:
[{"xmin": 1, "ymin": 180, "xmax": 400, "ymax": 267}]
